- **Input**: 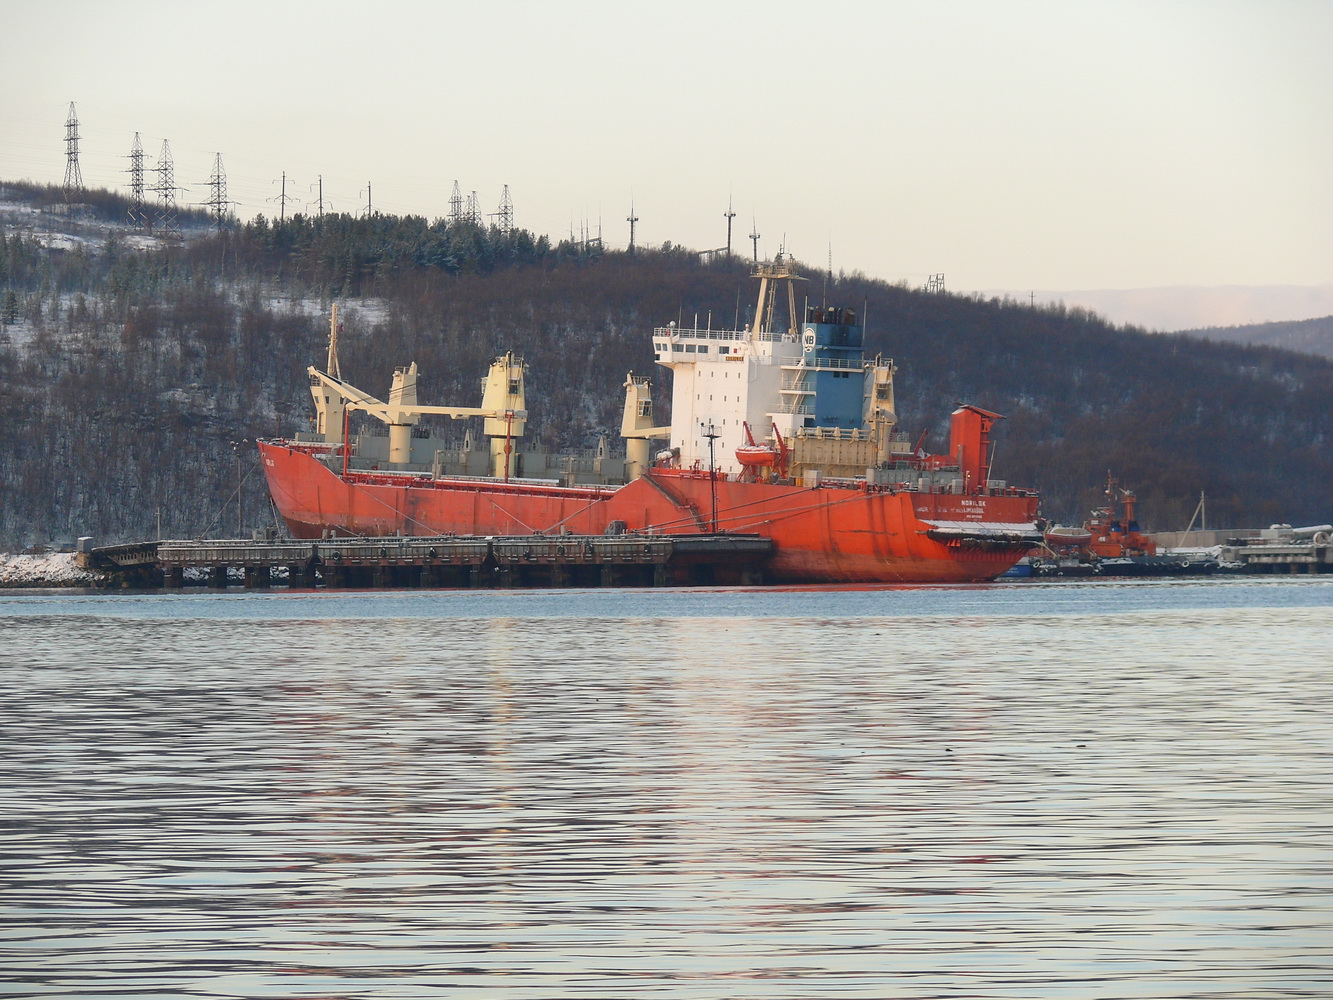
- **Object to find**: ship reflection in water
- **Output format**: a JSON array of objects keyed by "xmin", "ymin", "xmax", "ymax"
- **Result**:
[{"xmin": 2, "ymin": 579, "xmax": 1332, "ymax": 998}]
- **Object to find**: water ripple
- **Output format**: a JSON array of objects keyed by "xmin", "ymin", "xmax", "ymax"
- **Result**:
[{"xmin": 1, "ymin": 580, "xmax": 1331, "ymax": 997}]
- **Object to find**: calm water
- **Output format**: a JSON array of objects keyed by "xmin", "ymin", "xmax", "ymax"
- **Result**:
[{"xmin": 2, "ymin": 578, "xmax": 1331, "ymax": 999}]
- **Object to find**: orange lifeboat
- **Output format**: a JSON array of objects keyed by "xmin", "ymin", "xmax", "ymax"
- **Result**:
[
  {"xmin": 736, "ymin": 444, "xmax": 780, "ymax": 467},
  {"xmin": 736, "ymin": 421, "xmax": 789, "ymax": 480}
]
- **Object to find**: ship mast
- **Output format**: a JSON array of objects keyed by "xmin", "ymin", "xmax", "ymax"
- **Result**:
[
  {"xmin": 749, "ymin": 254, "xmax": 801, "ymax": 341},
  {"xmin": 326, "ymin": 303, "xmax": 342, "ymax": 380},
  {"xmin": 621, "ymin": 374, "xmax": 671, "ymax": 480}
]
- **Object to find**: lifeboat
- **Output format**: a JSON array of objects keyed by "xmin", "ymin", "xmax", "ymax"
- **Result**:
[
  {"xmin": 736, "ymin": 420, "xmax": 786, "ymax": 472},
  {"xmin": 1045, "ymin": 525, "xmax": 1093, "ymax": 548},
  {"xmin": 735, "ymin": 444, "xmax": 780, "ymax": 467}
]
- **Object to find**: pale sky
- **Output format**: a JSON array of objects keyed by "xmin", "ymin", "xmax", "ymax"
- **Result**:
[{"xmin": 3, "ymin": 0, "xmax": 1330, "ymax": 295}]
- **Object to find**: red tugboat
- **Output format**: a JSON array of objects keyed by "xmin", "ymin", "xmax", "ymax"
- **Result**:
[
  {"xmin": 1035, "ymin": 473, "xmax": 1199, "ymax": 575},
  {"xmin": 1084, "ymin": 474, "xmax": 1157, "ymax": 559},
  {"xmin": 259, "ymin": 261, "xmax": 1043, "ymax": 583}
]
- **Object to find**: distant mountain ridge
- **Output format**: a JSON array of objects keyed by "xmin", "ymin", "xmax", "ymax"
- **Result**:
[
  {"xmin": 1175, "ymin": 316, "xmax": 1333, "ymax": 360},
  {"xmin": 982, "ymin": 285, "xmax": 1333, "ymax": 337}
]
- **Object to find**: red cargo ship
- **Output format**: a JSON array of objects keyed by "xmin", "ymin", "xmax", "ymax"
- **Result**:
[{"xmin": 259, "ymin": 261, "xmax": 1041, "ymax": 582}]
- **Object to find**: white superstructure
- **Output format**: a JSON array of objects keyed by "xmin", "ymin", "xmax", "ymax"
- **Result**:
[{"xmin": 653, "ymin": 259, "xmax": 807, "ymax": 475}]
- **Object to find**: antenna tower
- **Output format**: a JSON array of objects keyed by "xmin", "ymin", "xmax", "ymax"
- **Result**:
[
  {"xmin": 125, "ymin": 132, "xmax": 146, "ymax": 228},
  {"xmin": 748, "ymin": 219, "xmax": 761, "ymax": 262},
  {"xmin": 150, "ymin": 140, "xmax": 181, "ymax": 238},
  {"xmin": 449, "ymin": 180, "xmax": 464, "ymax": 224},
  {"xmin": 62, "ymin": 102, "xmax": 84, "ymax": 197},
  {"xmin": 724, "ymin": 198, "xmax": 736, "ymax": 256},
  {"xmin": 203, "ymin": 153, "xmax": 230, "ymax": 231},
  {"xmin": 491, "ymin": 184, "xmax": 514, "ymax": 234},
  {"xmin": 626, "ymin": 201, "xmax": 639, "ymax": 253}
]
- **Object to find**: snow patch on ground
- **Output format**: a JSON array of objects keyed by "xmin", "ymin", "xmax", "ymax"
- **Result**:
[
  {"xmin": 0, "ymin": 552, "xmax": 108, "ymax": 588},
  {"xmin": 262, "ymin": 296, "xmax": 393, "ymax": 326},
  {"xmin": 265, "ymin": 296, "xmax": 327, "ymax": 318},
  {"xmin": 0, "ymin": 319, "xmax": 36, "ymax": 347},
  {"xmin": 33, "ymin": 231, "xmax": 91, "ymax": 251},
  {"xmin": 340, "ymin": 299, "xmax": 393, "ymax": 326}
]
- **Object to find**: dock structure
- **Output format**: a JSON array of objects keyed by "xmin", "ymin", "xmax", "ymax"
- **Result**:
[
  {"xmin": 1218, "ymin": 534, "xmax": 1332, "ymax": 574},
  {"xmin": 83, "ymin": 534, "xmax": 774, "ymax": 590}
]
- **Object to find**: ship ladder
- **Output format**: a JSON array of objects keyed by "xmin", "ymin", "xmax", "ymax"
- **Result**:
[{"xmin": 640, "ymin": 471, "xmax": 709, "ymax": 532}]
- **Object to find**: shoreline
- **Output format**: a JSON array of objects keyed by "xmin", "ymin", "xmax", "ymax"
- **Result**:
[{"xmin": 0, "ymin": 552, "xmax": 109, "ymax": 589}]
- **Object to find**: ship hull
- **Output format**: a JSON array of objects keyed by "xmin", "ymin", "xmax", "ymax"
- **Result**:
[{"xmin": 260, "ymin": 442, "xmax": 1040, "ymax": 583}]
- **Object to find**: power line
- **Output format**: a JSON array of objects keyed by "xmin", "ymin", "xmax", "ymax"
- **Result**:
[
  {"xmin": 449, "ymin": 180, "xmax": 464, "ymax": 224},
  {"xmin": 149, "ymin": 139, "xmax": 182, "ymax": 238},
  {"xmin": 62, "ymin": 102, "xmax": 84, "ymax": 197},
  {"xmin": 490, "ymin": 184, "xmax": 514, "ymax": 234},
  {"xmin": 125, "ymin": 131, "xmax": 146, "ymax": 228},
  {"xmin": 269, "ymin": 171, "xmax": 296, "ymax": 223},
  {"xmin": 202, "ymin": 153, "xmax": 231, "ymax": 231},
  {"xmin": 309, "ymin": 174, "xmax": 327, "ymax": 216}
]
